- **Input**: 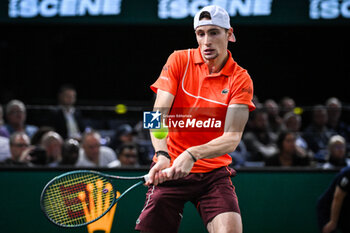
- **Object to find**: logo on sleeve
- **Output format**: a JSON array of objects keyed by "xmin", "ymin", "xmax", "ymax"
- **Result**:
[
  {"xmin": 340, "ymin": 177, "xmax": 349, "ymax": 188},
  {"xmin": 241, "ymin": 87, "xmax": 252, "ymax": 94}
]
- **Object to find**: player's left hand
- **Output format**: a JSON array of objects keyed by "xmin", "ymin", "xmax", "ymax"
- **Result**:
[
  {"xmin": 167, "ymin": 150, "xmax": 196, "ymax": 180},
  {"xmin": 146, "ymin": 156, "xmax": 170, "ymax": 186}
]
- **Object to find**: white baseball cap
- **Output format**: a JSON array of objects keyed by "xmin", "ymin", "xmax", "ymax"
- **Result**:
[{"xmin": 193, "ymin": 5, "xmax": 236, "ymax": 42}]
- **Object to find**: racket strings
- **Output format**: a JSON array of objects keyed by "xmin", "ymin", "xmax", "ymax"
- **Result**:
[{"xmin": 42, "ymin": 172, "xmax": 115, "ymax": 227}]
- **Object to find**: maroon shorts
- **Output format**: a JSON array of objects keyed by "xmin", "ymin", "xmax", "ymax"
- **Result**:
[{"xmin": 135, "ymin": 166, "xmax": 240, "ymax": 233}]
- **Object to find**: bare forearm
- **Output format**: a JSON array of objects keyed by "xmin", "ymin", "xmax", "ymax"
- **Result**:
[
  {"xmin": 165, "ymin": 104, "xmax": 248, "ymax": 181},
  {"xmin": 151, "ymin": 89, "xmax": 174, "ymax": 153},
  {"xmin": 150, "ymin": 133, "xmax": 168, "ymax": 152},
  {"xmin": 188, "ymin": 105, "xmax": 248, "ymax": 160},
  {"xmin": 329, "ymin": 189, "xmax": 346, "ymax": 224},
  {"xmin": 329, "ymin": 202, "xmax": 342, "ymax": 225},
  {"xmin": 189, "ymin": 132, "xmax": 242, "ymax": 160}
]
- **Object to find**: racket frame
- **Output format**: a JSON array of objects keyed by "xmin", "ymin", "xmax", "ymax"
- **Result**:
[{"xmin": 40, "ymin": 170, "xmax": 147, "ymax": 228}]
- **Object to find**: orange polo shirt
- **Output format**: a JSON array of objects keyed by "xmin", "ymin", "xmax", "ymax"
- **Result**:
[{"xmin": 151, "ymin": 48, "xmax": 255, "ymax": 173}]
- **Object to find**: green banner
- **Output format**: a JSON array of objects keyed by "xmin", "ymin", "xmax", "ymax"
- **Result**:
[
  {"xmin": 0, "ymin": 169, "xmax": 338, "ymax": 233},
  {"xmin": 1, "ymin": 0, "xmax": 350, "ymax": 25}
]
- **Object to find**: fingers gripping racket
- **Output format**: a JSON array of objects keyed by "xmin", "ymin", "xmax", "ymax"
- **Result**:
[{"xmin": 40, "ymin": 169, "xmax": 169, "ymax": 228}]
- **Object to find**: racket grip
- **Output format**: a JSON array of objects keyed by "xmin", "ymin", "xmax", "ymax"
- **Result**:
[{"xmin": 143, "ymin": 168, "xmax": 171, "ymax": 183}]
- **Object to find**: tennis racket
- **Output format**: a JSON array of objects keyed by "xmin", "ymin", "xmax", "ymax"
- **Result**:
[{"xmin": 40, "ymin": 169, "xmax": 169, "ymax": 228}]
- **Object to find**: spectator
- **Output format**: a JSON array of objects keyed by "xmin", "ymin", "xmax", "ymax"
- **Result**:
[
  {"xmin": 245, "ymin": 95, "xmax": 263, "ymax": 131},
  {"xmin": 41, "ymin": 131, "xmax": 64, "ymax": 167},
  {"xmin": 31, "ymin": 126, "xmax": 55, "ymax": 146},
  {"xmin": 243, "ymin": 109, "xmax": 278, "ymax": 161},
  {"xmin": 322, "ymin": 135, "xmax": 350, "ymax": 169},
  {"xmin": 265, "ymin": 131, "xmax": 310, "ymax": 167},
  {"xmin": 303, "ymin": 105, "xmax": 334, "ymax": 162},
  {"xmin": 0, "ymin": 104, "xmax": 10, "ymax": 138},
  {"xmin": 228, "ymin": 140, "xmax": 249, "ymax": 167},
  {"xmin": 109, "ymin": 143, "xmax": 140, "ymax": 168},
  {"xmin": 0, "ymin": 135, "xmax": 10, "ymax": 162},
  {"xmin": 317, "ymin": 166, "xmax": 350, "ymax": 233},
  {"xmin": 4, "ymin": 99, "xmax": 38, "ymax": 138},
  {"xmin": 0, "ymin": 105, "xmax": 10, "ymax": 161},
  {"xmin": 76, "ymin": 130, "xmax": 118, "ymax": 167},
  {"xmin": 50, "ymin": 84, "xmax": 85, "ymax": 140},
  {"xmin": 133, "ymin": 121, "xmax": 154, "ymax": 165},
  {"xmin": 283, "ymin": 112, "xmax": 312, "ymax": 154},
  {"xmin": 0, "ymin": 132, "xmax": 34, "ymax": 166},
  {"xmin": 109, "ymin": 123, "xmax": 135, "ymax": 150},
  {"xmin": 60, "ymin": 138, "xmax": 80, "ymax": 166},
  {"xmin": 326, "ymin": 97, "xmax": 350, "ymax": 151},
  {"xmin": 252, "ymin": 95, "xmax": 263, "ymax": 109},
  {"xmin": 279, "ymin": 96, "xmax": 296, "ymax": 117},
  {"xmin": 264, "ymin": 99, "xmax": 283, "ymax": 134}
]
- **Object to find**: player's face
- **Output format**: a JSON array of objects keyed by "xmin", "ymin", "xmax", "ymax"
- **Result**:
[{"xmin": 195, "ymin": 25, "xmax": 230, "ymax": 61}]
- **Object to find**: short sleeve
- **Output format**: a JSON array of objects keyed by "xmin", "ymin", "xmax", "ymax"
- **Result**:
[
  {"xmin": 228, "ymin": 71, "xmax": 256, "ymax": 112},
  {"xmin": 150, "ymin": 50, "xmax": 186, "ymax": 96},
  {"xmin": 337, "ymin": 169, "xmax": 350, "ymax": 192}
]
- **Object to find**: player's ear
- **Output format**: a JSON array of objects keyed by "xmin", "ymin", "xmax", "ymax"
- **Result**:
[{"xmin": 227, "ymin": 28, "xmax": 234, "ymax": 41}]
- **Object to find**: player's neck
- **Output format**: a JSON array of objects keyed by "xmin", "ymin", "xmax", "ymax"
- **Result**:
[{"xmin": 205, "ymin": 51, "xmax": 228, "ymax": 74}]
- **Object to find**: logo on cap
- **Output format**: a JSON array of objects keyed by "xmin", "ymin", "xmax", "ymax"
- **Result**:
[{"xmin": 193, "ymin": 5, "xmax": 236, "ymax": 42}]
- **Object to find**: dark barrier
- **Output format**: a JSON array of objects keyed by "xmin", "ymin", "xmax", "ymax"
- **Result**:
[{"xmin": 0, "ymin": 168, "xmax": 338, "ymax": 233}]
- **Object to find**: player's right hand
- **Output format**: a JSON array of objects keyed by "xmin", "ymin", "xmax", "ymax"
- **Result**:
[
  {"xmin": 322, "ymin": 221, "xmax": 337, "ymax": 233},
  {"xmin": 146, "ymin": 156, "xmax": 170, "ymax": 186}
]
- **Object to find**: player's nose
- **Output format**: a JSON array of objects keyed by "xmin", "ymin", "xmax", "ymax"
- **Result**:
[{"xmin": 203, "ymin": 34, "xmax": 211, "ymax": 45}]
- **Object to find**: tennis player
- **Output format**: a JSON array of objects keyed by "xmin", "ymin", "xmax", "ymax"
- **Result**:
[
  {"xmin": 317, "ymin": 166, "xmax": 350, "ymax": 233},
  {"xmin": 136, "ymin": 5, "xmax": 255, "ymax": 233}
]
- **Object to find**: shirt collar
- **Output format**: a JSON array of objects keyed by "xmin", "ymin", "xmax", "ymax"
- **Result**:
[
  {"xmin": 60, "ymin": 105, "xmax": 75, "ymax": 114},
  {"xmin": 194, "ymin": 47, "xmax": 204, "ymax": 64},
  {"xmin": 194, "ymin": 47, "xmax": 235, "ymax": 77}
]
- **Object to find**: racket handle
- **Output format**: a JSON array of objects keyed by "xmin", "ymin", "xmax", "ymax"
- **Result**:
[{"xmin": 143, "ymin": 168, "xmax": 171, "ymax": 183}]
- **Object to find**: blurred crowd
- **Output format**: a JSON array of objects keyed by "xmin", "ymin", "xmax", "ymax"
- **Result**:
[
  {"xmin": 0, "ymin": 85, "xmax": 154, "ymax": 169},
  {"xmin": 236, "ymin": 96, "xmax": 350, "ymax": 168},
  {"xmin": 0, "ymin": 84, "xmax": 349, "ymax": 170}
]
